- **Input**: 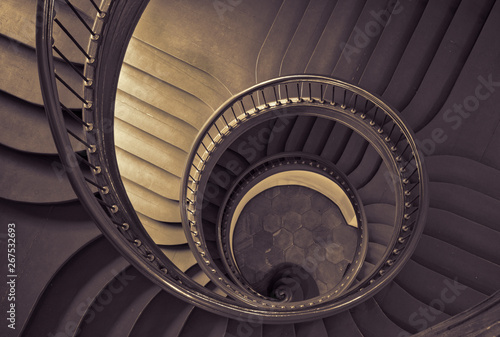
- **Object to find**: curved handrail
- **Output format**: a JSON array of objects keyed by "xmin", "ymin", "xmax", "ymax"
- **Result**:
[
  {"xmin": 180, "ymin": 75, "xmax": 429, "ymax": 313},
  {"xmin": 37, "ymin": 0, "xmax": 428, "ymax": 323}
]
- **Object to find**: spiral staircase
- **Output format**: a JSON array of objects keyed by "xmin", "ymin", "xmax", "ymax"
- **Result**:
[{"xmin": 1, "ymin": 0, "xmax": 500, "ymax": 336}]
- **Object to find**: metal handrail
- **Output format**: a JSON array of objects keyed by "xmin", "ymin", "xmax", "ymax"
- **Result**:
[
  {"xmin": 37, "ymin": 0, "xmax": 428, "ymax": 323},
  {"xmin": 180, "ymin": 75, "xmax": 429, "ymax": 313}
]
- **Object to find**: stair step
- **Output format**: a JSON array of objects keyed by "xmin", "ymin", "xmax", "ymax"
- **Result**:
[
  {"xmin": 413, "ymin": 235, "xmax": 500, "ymax": 295},
  {"xmin": 115, "ymin": 89, "xmax": 197, "ymax": 153},
  {"xmin": 284, "ymin": 116, "xmax": 317, "ymax": 152},
  {"xmin": 381, "ymin": 0, "xmax": 461, "ymax": 110},
  {"xmin": 115, "ymin": 146, "xmax": 181, "ymax": 201},
  {"xmin": 118, "ymin": 63, "xmax": 212, "ymax": 130},
  {"xmin": 226, "ymin": 318, "xmax": 262, "ymax": 337},
  {"xmin": 351, "ymin": 297, "xmax": 408, "ymax": 337},
  {"xmin": 306, "ymin": 0, "xmax": 367, "ymax": 74},
  {"xmin": 124, "ymin": 37, "xmax": 228, "ymax": 110},
  {"xmin": 160, "ymin": 245, "xmax": 198, "ymax": 272},
  {"xmin": 429, "ymin": 182, "xmax": 500, "ymax": 233},
  {"xmin": 295, "ymin": 319, "xmax": 328, "ymax": 337},
  {"xmin": 255, "ymin": 0, "xmax": 310, "ymax": 82},
  {"xmin": 20, "ymin": 238, "xmax": 126, "ymax": 336},
  {"xmin": 121, "ymin": 177, "xmax": 180, "ymax": 223},
  {"xmin": 397, "ymin": 259, "xmax": 487, "ymax": 316},
  {"xmin": 424, "ymin": 208, "xmax": 500, "ymax": 265},
  {"xmin": 332, "ymin": 0, "xmax": 394, "ymax": 83},
  {"xmin": 427, "ymin": 155, "xmax": 500, "ymax": 201},
  {"xmin": 114, "ymin": 119, "xmax": 186, "ymax": 178},
  {"xmin": 323, "ymin": 311, "xmax": 364, "ymax": 336},
  {"xmin": 402, "ymin": 0, "xmax": 495, "ymax": 131},
  {"xmin": 357, "ymin": 164, "xmax": 397, "ymax": 205},
  {"xmin": 0, "ymin": 144, "xmax": 97, "ymax": 203},
  {"xmin": 179, "ymin": 308, "xmax": 228, "ymax": 337},
  {"xmin": 359, "ymin": 0, "xmax": 427, "ymax": 95},
  {"xmin": 76, "ymin": 268, "xmax": 155, "ymax": 337},
  {"xmin": 128, "ymin": 291, "xmax": 194, "ymax": 337},
  {"xmin": 279, "ymin": 0, "xmax": 338, "ymax": 76},
  {"xmin": 0, "ymin": 0, "xmax": 90, "ymax": 63},
  {"xmin": 375, "ymin": 281, "xmax": 450, "ymax": 334},
  {"xmin": 262, "ymin": 323, "xmax": 296, "ymax": 337},
  {"xmin": 0, "ymin": 91, "xmax": 86, "ymax": 154},
  {"xmin": 137, "ymin": 212, "xmax": 186, "ymax": 246},
  {"xmin": 0, "ymin": 35, "xmax": 83, "ymax": 108}
]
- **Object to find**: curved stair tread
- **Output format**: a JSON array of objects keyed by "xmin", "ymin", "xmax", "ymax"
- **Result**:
[
  {"xmin": 284, "ymin": 115, "xmax": 317, "ymax": 152},
  {"xmin": 350, "ymin": 297, "xmax": 408, "ymax": 337},
  {"xmin": 266, "ymin": 115, "xmax": 296, "ymax": 156},
  {"xmin": 374, "ymin": 281, "xmax": 451, "ymax": 334},
  {"xmin": 121, "ymin": 177, "xmax": 181, "ymax": 223},
  {"xmin": 217, "ymin": 148, "xmax": 252, "ymax": 176},
  {"xmin": 0, "ymin": 0, "xmax": 90, "ymax": 64},
  {"xmin": 368, "ymin": 223, "xmax": 393, "ymax": 246},
  {"xmin": 0, "ymin": 35, "xmax": 83, "ymax": 108},
  {"xmin": 413, "ymin": 235, "xmax": 500, "ymax": 295},
  {"xmin": 115, "ymin": 89, "xmax": 197, "ymax": 153},
  {"xmin": 358, "ymin": 0, "xmax": 427, "ymax": 96},
  {"xmin": 115, "ymin": 146, "xmax": 181, "ymax": 201},
  {"xmin": 0, "ymin": 91, "xmax": 86, "ymax": 154},
  {"xmin": 118, "ymin": 64, "xmax": 212, "ymax": 130},
  {"xmin": 294, "ymin": 319, "xmax": 328, "ymax": 337},
  {"xmin": 415, "ymin": 0, "xmax": 500, "ymax": 150},
  {"xmin": 226, "ymin": 318, "xmax": 263, "ymax": 337},
  {"xmin": 427, "ymin": 155, "xmax": 500, "ymax": 200},
  {"xmin": 160, "ymin": 245, "xmax": 198, "ymax": 272},
  {"xmin": 402, "ymin": 0, "xmax": 495, "ymax": 131},
  {"xmin": 137, "ymin": 212, "xmax": 186, "ymax": 246},
  {"xmin": 128, "ymin": 291, "xmax": 195, "ymax": 337},
  {"xmin": 185, "ymin": 265, "xmax": 211, "ymax": 287},
  {"xmin": 306, "ymin": 0, "xmax": 366, "ymax": 74},
  {"xmin": 397, "ymin": 259, "xmax": 487, "ymax": 316},
  {"xmin": 255, "ymin": 0, "xmax": 310, "ymax": 82},
  {"xmin": 262, "ymin": 323, "xmax": 296, "ymax": 337},
  {"xmin": 302, "ymin": 119, "xmax": 335, "ymax": 155},
  {"xmin": 107, "ymin": 282, "xmax": 161, "ymax": 337},
  {"xmin": 365, "ymin": 242, "xmax": 386, "ymax": 265},
  {"xmin": 347, "ymin": 144, "xmax": 383, "ymax": 189},
  {"xmin": 425, "ymin": 208, "xmax": 500, "ymax": 265},
  {"xmin": 357, "ymin": 261, "xmax": 375, "ymax": 281},
  {"xmin": 331, "ymin": 0, "xmax": 392, "ymax": 84},
  {"xmin": 0, "ymin": 200, "xmax": 101, "ymax": 333},
  {"xmin": 381, "ymin": 0, "xmax": 461, "ymax": 110},
  {"xmin": 76, "ymin": 268, "xmax": 155, "ymax": 337},
  {"xmin": 364, "ymin": 203, "xmax": 396, "ymax": 226},
  {"xmin": 209, "ymin": 165, "xmax": 236, "ymax": 191},
  {"xmin": 335, "ymin": 132, "xmax": 369, "ymax": 175},
  {"xmin": 279, "ymin": 0, "xmax": 338, "ymax": 76},
  {"xmin": 429, "ymin": 181, "xmax": 500, "ymax": 232},
  {"xmin": 225, "ymin": 121, "xmax": 271, "ymax": 164},
  {"xmin": 114, "ymin": 120, "xmax": 187, "ymax": 178},
  {"xmin": 124, "ymin": 37, "xmax": 228, "ymax": 110},
  {"xmin": 323, "ymin": 311, "xmax": 364, "ymax": 337},
  {"xmin": 60, "ymin": 261, "xmax": 133, "ymax": 336},
  {"xmin": 0, "ymin": 144, "xmax": 98, "ymax": 203},
  {"xmin": 20, "ymin": 238, "xmax": 125, "ymax": 336},
  {"xmin": 178, "ymin": 308, "xmax": 228, "ymax": 337},
  {"xmin": 132, "ymin": 0, "xmax": 274, "ymax": 92},
  {"xmin": 357, "ymin": 163, "xmax": 396, "ymax": 206},
  {"xmin": 319, "ymin": 122, "xmax": 351, "ymax": 163}
]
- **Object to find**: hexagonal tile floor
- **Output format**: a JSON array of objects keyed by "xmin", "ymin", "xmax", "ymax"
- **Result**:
[{"xmin": 232, "ymin": 185, "xmax": 359, "ymax": 296}]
